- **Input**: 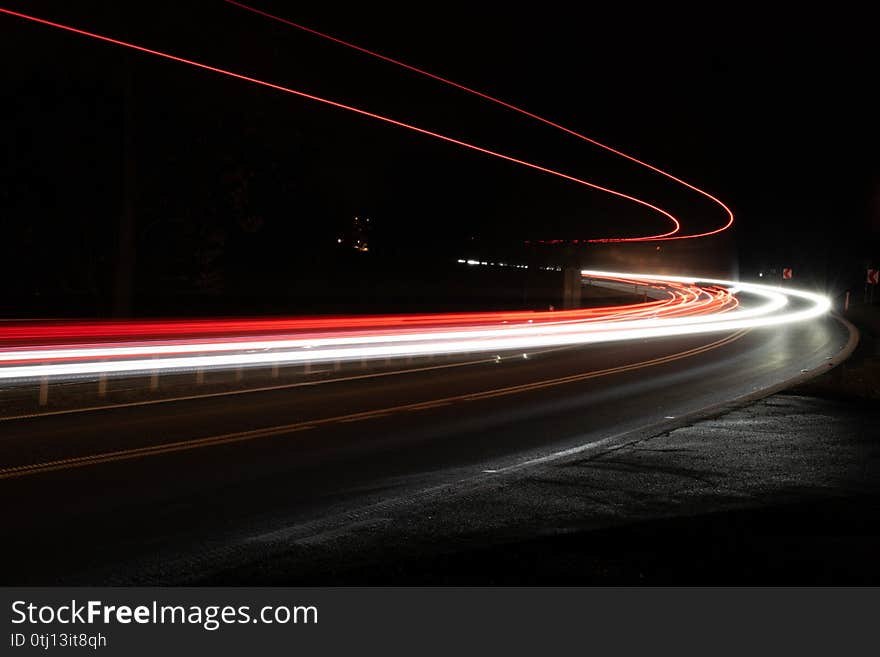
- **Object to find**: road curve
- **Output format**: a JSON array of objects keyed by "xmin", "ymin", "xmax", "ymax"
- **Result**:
[
  {"xmin": 0, "ymin": 310, "xmax": 852, "ymax": 584},
  {"xmin": 0, "ymin": 272, "xmax": 828, "ymax": 381}
]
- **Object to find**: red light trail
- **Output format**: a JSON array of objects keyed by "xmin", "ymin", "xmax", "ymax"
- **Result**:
[
  {"xmin": 0, "ymin": 276, "xmax": 734, "ymax": 368},
  {"xmin": 224, "ymin": 0, "xmax": 735, "ymax": 242},
  {"xmin": 0, "ymin": 7, "xmax": 822, "ymax": 389},
  {"xmin": 0, "ymin": 6, "xmax": 683, "ymax": 241},
  {"xmin": 0, "ymin": 276, "xmax": 734, "ymax": 355},
  {"xmin": 0, "ymin": 272, "xmax": 833, "ymax": 381}
]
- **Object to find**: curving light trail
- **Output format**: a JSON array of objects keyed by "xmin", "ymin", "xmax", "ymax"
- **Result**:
[
  {"xmin": 0, "ymin": 6, "xmax": 682, "ymax": 240},
  {"xmin": 224, "ymin": 0, "xmax": 734, "ymax": 242},
  {"xmin": 0, "ymin": 273, "xmax": 829, "ymax": 381},
  {"xmin": 0, "ymin": 10, "xmax": 826, "ymax": 388},
  {"xmin": 0, "ymin": 276, "xmax": 727, "ymax": 347}
]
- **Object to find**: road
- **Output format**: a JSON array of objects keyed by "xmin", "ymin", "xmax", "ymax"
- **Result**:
[{"xmin": 0, "ymin": 311, "xmax": 852, "ymax": 584}]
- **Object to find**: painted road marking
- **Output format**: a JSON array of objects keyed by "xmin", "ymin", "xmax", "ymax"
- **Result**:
[
  {"xmin": 0, "ymin": 345, "xmax": 581, "ymax": 423},
  {"xmin": 0, "ymin": 331, "xmax": 747, "ymax": 480}
]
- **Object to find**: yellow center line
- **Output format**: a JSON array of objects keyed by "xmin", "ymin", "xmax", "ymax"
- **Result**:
[
  {"xmin": 464, "ymin": 330, "xmax": 744, "ymax": 400},
  {"xmin": 339, "ymin": 412, "xmax": 394, "ymax": 423},
  {"xmin": 0, "ymin": 331, "xmax": 748, "ymax": 480},
  {"xmin": 404, "ymin": 401, "xmax": 452, "ymax": 411}
]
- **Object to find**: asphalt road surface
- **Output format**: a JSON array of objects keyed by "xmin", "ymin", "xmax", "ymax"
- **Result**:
[{"xmin": 0, "ymin": 314, "xmax": 853, "ymax": 583}]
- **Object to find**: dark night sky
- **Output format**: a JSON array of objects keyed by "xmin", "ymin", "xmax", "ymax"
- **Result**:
[{"xmin": 1, "ymin": 1, "xmax": 877, "ymax": 315}]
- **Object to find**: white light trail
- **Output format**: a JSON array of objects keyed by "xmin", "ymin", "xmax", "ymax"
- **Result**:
[{"xmin": 0, "ymin": 272, "xmax": 830, "ymax": 381}]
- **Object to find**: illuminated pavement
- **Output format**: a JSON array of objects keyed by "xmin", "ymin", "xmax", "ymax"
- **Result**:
[
  {"xmin": 218, "ymin": 393, "xmax": 879, "ymax": 585},
  {"xmin": 0, "ymin": 312, "xmax": 853, "ymax": 584}
]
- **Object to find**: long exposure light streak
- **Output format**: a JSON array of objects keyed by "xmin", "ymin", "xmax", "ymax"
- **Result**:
[
  {"xmin": 224, "ymin": 0, "xmax": 734, "ymax": 242},
  {"xmin": 0, "ymin": 6, "xmax": 682, "ymax": 240},
  {"xmin": 0, "ymin": 273, "xmax": 830, "ymax": 381},
  {"xmin": 0, "ymin": 9, "xmax": 824, "ymax": 389}
]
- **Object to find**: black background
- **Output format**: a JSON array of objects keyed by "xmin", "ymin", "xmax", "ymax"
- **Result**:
[{"xmin": 2, "ymin": 1, "xmax": 876, "ymax": 316}]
